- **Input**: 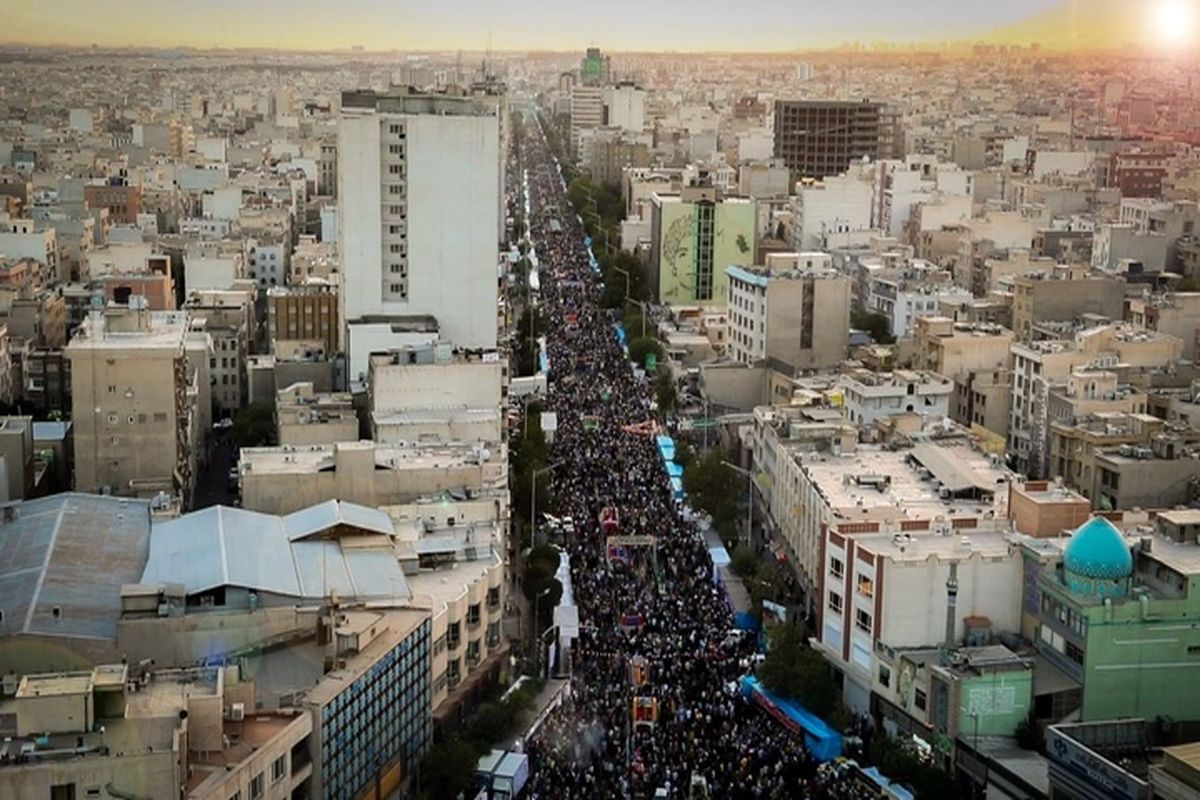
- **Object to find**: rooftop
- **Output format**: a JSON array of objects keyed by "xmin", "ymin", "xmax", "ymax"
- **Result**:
[
  {"xmin": 140, "ymin": 501, "xmax": 410, "ymax": 602},
  {"xmin": 239, "ymin": 440, "xmax": 497, "ymax": 476},
  {"xmin": 798, "ymin": 442, "xmax": 1008, "ymax": 519},
  {"xmin": 0, "ymin": 494, "xmax": 151, "ymax": 641},
  {"xmin": 67, "ymin": 308, "xmax": 189, "ymax": 351},
  {"xmin": 850, "ymin": 525, "xmax": 1017, "ymax": 563}
]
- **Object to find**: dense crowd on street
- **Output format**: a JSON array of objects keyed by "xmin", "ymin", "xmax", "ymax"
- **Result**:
[{"xmin": 513, "ymin": 113, "xmax": 883, "ymax": 800}]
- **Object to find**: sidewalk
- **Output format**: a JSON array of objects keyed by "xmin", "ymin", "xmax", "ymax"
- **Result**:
[{"xmin": 501, "ymin": 677, "xmax": 569, "ymax": 751}]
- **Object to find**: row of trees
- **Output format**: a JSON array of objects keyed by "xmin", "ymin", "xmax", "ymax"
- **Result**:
[{"xmin": 416, "ymin": 678, "xmax": 545, "ymax": 799}]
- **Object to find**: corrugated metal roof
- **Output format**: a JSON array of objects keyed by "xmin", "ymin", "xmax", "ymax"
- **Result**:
[
  {"xmin": 0, "ymin": 494, "xmax": 151, "ymax": 641},
  {"xmin": 284, "ymin": 500, "xmax": 394, "ymax": 541},
  {"xmin": 142, "ymin": 502, "xmax": 409, "ymax": 601}
]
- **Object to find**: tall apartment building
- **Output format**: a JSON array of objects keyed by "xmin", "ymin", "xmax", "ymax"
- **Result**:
[
  {"xmin": 84, "ymin": 181, "xmax": 143, "ymax": 225},
  {"xmin": 338, "ymin": 89, "xmax": 501, "ymax": 381},
  {"xmin": 1011, "ymin": 267, "xmax": 1125, "ymax": 343},
  {"xmin": 67, "ymin": 303, "xmax": 199, "ymax": 503},
  {"xmin": 570, "ymin": 85, "xmax": 605, "ymax": 158},
  {"xmin": 648, "ymin": 184, "xmax": 756, "ymax": 306},
  {"xmin": 913, "ymin": 317, "xmax": 1014, "ymax": 436},
  {"xmin": 267, "ymin": 284, "xmax": 339, "ymax": 355},
  {"xmin": 773, "ymin": 100, "xmax": 901, "ymax": 182},
  {"xmin": 186, "ymin": 288, "xmax": 254, "ymax": 415},
  {"xmin": 603, "ymin": 82, "xmax": 646, "ymax": 132},
  {"xmin": 725, "ymin": 254, "xmax": 850, "ymax": 378}
]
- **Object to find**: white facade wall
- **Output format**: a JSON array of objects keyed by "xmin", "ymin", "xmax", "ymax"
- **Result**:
[
  {"xmin": 603, "ymin": 85, "xmax": 646, "ymax": 132},
  {"xmin": 339, "ymin": 110, "xmax": 500, "ymax": 376},
  {"xmin": 371, "ymin": 361, "xmax": 503, "ymax": 413},
  {"xmin": 1033, "ymin": 151, "xmax": 1093, "ymax": 180},
  {"xmin": 185, "ymin": 256, "xmax": 241, "ymax": 292},
  {"xmin": 202, "ymin": 186, "xmax": 243, "ymax": 221},
  {"xmin": 839, "ymin": 375, "xmax": 954, "ymax": 426},
  {"xmin": 68, "ymin": 109, "xmax": 94, "ymax": 133},
  {"xmin": 727, "ymin": 276, "xmax": 767, "ymax": 365},
  {"xmin": 737, "ymin": 130, "xmax": 774, "ymax": 163},
  {"xmin": 792, "ymin": 176, "xmax": 874, "ymax": 251}
]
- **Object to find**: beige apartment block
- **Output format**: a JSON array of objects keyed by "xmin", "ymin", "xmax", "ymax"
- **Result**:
[
  {"xmin": 276, "ymin": 381, "xmax": 358, "ymax": 446},
  {"xmin": 238, "ymin": 440, "xmax": 507, "ymax": 515},
  {"xmin": 912, "ymin": 317, "xmax": 1013, "ymax": 436},
  {"xmin": 67, "ymin": 303, "xmax": 199, "ymax": 502}
]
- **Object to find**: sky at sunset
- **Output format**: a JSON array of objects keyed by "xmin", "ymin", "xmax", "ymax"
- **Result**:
[{"xmin": 1, "ymin": 0, "xmax": 1195, "ymax": 52}]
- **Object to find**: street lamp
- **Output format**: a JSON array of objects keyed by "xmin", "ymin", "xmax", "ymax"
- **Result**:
[
  {"xmin": 531, "ymin": 460, "xmax": 563, "ymax": 547},
  {"xmin": 722, "ymin": 461, "xmax": 756, "ymax": 548},
  {"xmin": 533, "ymin": 586, "xmax": 554, "ymax": 677},
  {"xmin": 612, "ymin": 265, "xmax": 631, "ymax": 302},
  {"xmin": 625, "ymin": 298, "xmax": 650, "ymax": 339}
]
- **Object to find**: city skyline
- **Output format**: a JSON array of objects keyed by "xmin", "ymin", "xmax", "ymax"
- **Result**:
[{"xmin": 2, "ymin": 0, "xmax": 1195, "ymax": 53}]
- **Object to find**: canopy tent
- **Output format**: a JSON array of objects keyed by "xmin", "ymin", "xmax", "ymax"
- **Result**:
[{"xmin": 740, "ymin": 676, "xmax": 841, "ymax": 762}]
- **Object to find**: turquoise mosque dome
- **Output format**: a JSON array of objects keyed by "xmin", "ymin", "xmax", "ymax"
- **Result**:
[{"xmin": 1063, "ymin": 516, "xmax": 1133, "ymax": 598}]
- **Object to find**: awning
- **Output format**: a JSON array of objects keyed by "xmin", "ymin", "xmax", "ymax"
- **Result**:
[
  {"xmin": 911, "ymin": 443, "xmax": 997, "ymax": 495},
  {"xmin": 1033, "ymin": 655, "xmax": 1081, "ymax": 696}
]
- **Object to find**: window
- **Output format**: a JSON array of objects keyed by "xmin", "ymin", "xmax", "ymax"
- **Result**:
[
  {"xmin": 830, "ymin": 557, "xmax": 844, "ymax": 579},
  {"xmin": 1065, "ymin": 641, "xmax": 1085, "ymax": 665},
  {"xmin": 856, "ymin": 574, "xmax": 874, "ymax": 598},
  {"xmin": 879, "ymin": 664, "xmax": 891, "ymax": 689},
  {"xmin": 271, "ymin": 754, "xmax": 286, "ymax": 782},
  {"xmin": 914, "ymin": 688, "xmax": 927, "ymax": 711},
  {"xmin": 467, "ymin": 603, "xmax": 481, "ymax": 626},
  {"xmin": 487, "ymin": 586, "xmax": 501, "ymax": 609},
  {"xmin": 447, "ymin": 622, "xmax": 461, "ymax": 649},
  {"xmin": 229, "ymin": 793, "xmax": 241, "ymax": 800},
  {"xmin": 855, "ymin": 608, "xmax": 872, "ymax": 634},
  {"xmin": 827, "ymin": 591, "xmax": 843, "ymax": 614},
  {"xmin": 50, "ymin": 786, "xmax": 76, "ymax": 800},
  {"xmin": 467, "ymin": 639, "xmax": 481, "ymax": 665},
  {"xmin": 250, "ymin": 772, "xmax": 264, "ymax": 799}
]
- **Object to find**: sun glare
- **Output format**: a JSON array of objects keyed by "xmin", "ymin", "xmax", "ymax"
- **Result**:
[{"xmin": 1153, "ymin": 0, "xmax": 1197, "ymax": 48}]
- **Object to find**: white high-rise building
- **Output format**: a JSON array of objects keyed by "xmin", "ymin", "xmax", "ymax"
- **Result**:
[
  {"xmin": 338, "ymin": 89, "xmax": 501, "ymax": 381},
  {"xmin": 570, "ymin": 86, "xmax": 604, "ymax": 158},
  {"xmin": 603, "ymin": 82, "xmax": 645, "ymax": 133}
]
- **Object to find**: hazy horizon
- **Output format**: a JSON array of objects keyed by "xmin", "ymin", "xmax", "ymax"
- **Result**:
[{"xmin": 5, "ymin": 0, "xmax": 1187, "ymax": 53}]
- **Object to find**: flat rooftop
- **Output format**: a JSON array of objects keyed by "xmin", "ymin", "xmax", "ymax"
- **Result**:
[
  {"xmin": 849, "ymin": 527, "xmax": 1017, "ymax": 563},
  {"xmin": 799, "ymin": 444, "xmax": 1007, "ymax": 519},
  {"xmin": 239, "ymin": 440, "xmax": 495, "ymax": 476}
]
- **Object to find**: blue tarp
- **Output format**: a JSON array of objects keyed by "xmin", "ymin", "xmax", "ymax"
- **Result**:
[
  {"xmin": 862, "ymin": 767, "xmax": 915, "ymax": 800},
  {"xmin": 734, "ymin": 611, "xmax": 760, "ymax": 632},
  {"xmin": 669, "ymin": 476, "xmax": 684, "ymax": 500},
  {"xmin": 656, "ymin": 435, "xmax": 676, "ymax": 461},
  {"xmin": 740, "ymin": 676, "xmax": 841, "ymax": 762},
  {"xmin": 615, "ymin": 325, "xmax": 627, "ymax": 346},
  {"xmin": 666, "ymin": 462, "xmax": 684, "ymax": 478}
]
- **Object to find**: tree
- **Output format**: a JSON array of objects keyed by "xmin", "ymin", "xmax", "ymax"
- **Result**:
[
  {"xmin": 418, "ymin": 738, "xmax": 483, "ymax": 799},
  {"xmin": 757, "ymin": 620, "xmax": 837, "ymax": 717},
  {"xmin": 232, "ymin": 403, "xmax": 274, "ymax": 448},
  {"xmin": 655, "ymin": 369, "xmax": 677, "ymax": 414},
  {"xmin": 628, "ymin": 336, "xmax": 664, "ymax": 370},
  {"xmin": 1015, "ymin": 710, "xmax": 1044, "ymax": 752},
  {"xmin": 851, "ymin": 309, "xmax": 896, "ymax": 344},
  {"xmin": 682, "ymin": 448, "xmax": 740, "ymax": 539}
]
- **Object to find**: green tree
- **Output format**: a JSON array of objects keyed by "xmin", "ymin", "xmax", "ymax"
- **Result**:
[
  {"xmin": 232, "ymin": 403, "xmax": 274, "ymax": 448},
  {"xmin": 655, "ymin": 369, "xmax": 677, "ymax": 414},
  {"xmin": 682, "ymin": 448, "xmax": 741, "ymax": 540},
  {"xmin": 417, "ymin": 738, "xmax": 483, "ymax": 799},
  {"xmin": 1015, "ymin": 710, "xmax": 1044, "ymax": 752},
  {"xmin": 757, "ymin": 620, "xmax": 837, "ymax": 717},
  {"xmin": 851, "ymin": 309, "xmax": 896, "ymax": 344},
  {"xmin": 628, "ymin": 336, "xmax": 664, "ymax": 369}
]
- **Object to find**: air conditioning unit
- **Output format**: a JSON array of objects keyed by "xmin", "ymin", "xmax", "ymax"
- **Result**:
[{"xmin": 230, "ymin": 702, "xmax": 245, "ymax": 721}]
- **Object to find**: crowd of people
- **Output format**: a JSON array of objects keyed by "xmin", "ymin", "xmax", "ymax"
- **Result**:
[{"xmin": 515, "ymin": 113, "xmax": 882, "ymax": 800}]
